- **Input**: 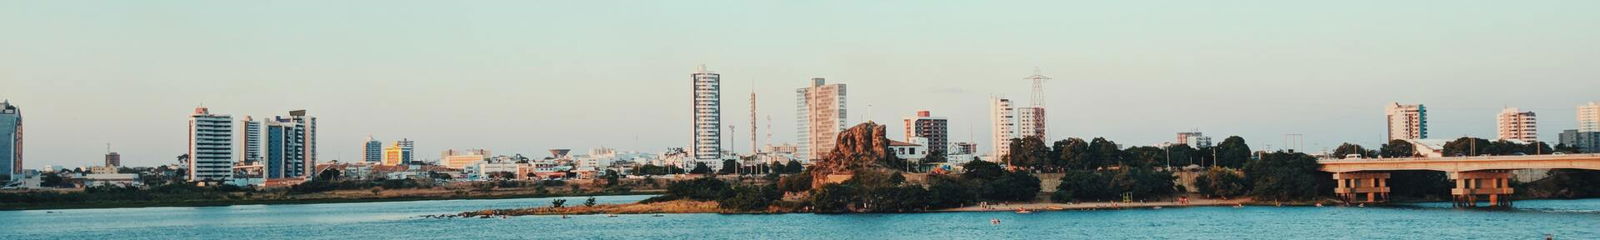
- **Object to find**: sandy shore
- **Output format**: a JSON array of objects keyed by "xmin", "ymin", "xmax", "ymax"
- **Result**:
[{"xmin": 942, "ymin": 198, "xmax": 1254, "ymax": 212}]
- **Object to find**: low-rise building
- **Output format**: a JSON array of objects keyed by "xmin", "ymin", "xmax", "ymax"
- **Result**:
[{"xmin": 82, "ymin": 173, "xmax": 140, "ymax": 188}]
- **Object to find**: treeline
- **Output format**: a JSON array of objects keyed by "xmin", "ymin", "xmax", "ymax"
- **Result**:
[
  {"xmin": 633, "ymin": 160, "xmax": 806, "ymax": 176},
  {"xmin": 1004, "ymin": 136, "xmax": 1254, "ymax": 172},
  {"xmin": 1334, "ymin": 138, "xmax": 1561, "ymax": 159},
  {"xmin": 644, "ymin": 160, "xmax": 1043, "ymax": 213}
]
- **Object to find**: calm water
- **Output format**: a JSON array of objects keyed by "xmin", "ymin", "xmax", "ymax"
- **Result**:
[{"xmin": 2, "ymin": 196, "xmax": 1597, "ymax": 239}]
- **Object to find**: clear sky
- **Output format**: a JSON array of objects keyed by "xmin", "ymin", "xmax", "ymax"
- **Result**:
[{"xmin": 3, "ymin": 1, "xmax": 1598, "ymax": 168}]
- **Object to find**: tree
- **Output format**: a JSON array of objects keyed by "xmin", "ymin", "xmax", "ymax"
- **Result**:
[
  {"xmin": 1052, "ymin": 170, "xmax": 1111, "ymax": 202},
  {"xmin": 663, "ymin": 177, "xmax": 733, "ymax": 201},
  {"xmin": 1166, "ymin": 144, "xmax": 1198, "ymax": 167},
  {"xmin": 1005, "ymin": 136, "xmax": 1049, "ymax": 170},
  {"xmin": 979, "ymin": 171, "xmax": 1040, "ymax": 202},
  {"xmin": 926, "ymin": 176, "xmax": 976, "ymax": 208},
  {"xmin": 1243, "ymin": 151, "xmax": 1325, "ymax": 201},
  {"xmin": 777, "ymin": 173, "xmax": 813, "ymax": 193},
  {"xmin": 1193, "ymin": 167, "xmax": 1247, "ymax": 198},
  {"xmin": 784, "ymin": 160, "xmax": 805, "ymax": 174},
  {"xmin": 924, "ymin": 150, "xmax": 948, "ymax": 163},
  {"xmin": 718, "ymin": 185, "xmax": 781, "ymax": 211},
  {"xmin": 719, "ymin": 160, "xmax": 738, "ymax": 175},
  {"xmin": 1380, "ymin": 139, "xmax": 1417, "ymax": 158},
  {"xmin": 1215, "ymin": 136, "xmax": 1251, "ymax": 168},
  {"xmin": 1051, "ymin": 138, "xmax": 1092, "ymax": 170},
  {"xmin": 1122, "ymin": 146, "xmax": 1165, "ymax": 168},
  {"xmin": 551, "ymin": 199, "xmax": 567, "ymax": 208},
  {"xmin": 1108, "ymin": 167, "xmax": 1176, "ymax": 200},
  {"xmin": 603, "ymin": 170, "xmax": 620, "ymax": 187},
  {"xmin": 584, "ymin": 197, "xmax": 597, "ymax": 207},
  {"xmin": 1087, "ymin": 138, "xmax": 1123, "ymax": 169},
  {"xmin": 1331, "ymin": 143, "xmax": 1375, "ymax": 159},
  {"xmin": 1442, "ymin": 137, "xmax": 1492, "ymax": 156},
  {"xmin": 960, "ymin": 160, "xmax": 1004, "ymax": 181},
  {"xmin": 689, "ymin": 163, "xmax": 714, "ymax": 175},
  {"xmin": 808, "ymin": 184, "xmax": 856, "ymax": 213}
]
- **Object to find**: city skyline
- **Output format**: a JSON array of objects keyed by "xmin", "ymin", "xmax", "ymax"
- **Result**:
[{"xmin": 4, "ymin": 1, "xmax": 1600, "ymax": 168}]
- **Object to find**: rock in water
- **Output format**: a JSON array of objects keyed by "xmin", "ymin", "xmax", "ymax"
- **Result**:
[{"xmin": 810, "ymin": 122, "xmax": 902, "ymax": 188}]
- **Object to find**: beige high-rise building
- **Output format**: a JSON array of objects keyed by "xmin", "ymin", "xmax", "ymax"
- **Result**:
[
  {"xmin": 1580, "ymin": 102, "xmax": 1600, "ymax": 133},
  {"xmin": 1385, "ymin": 102, "xmax": 1428, "ymax": 140},
  {"xmin": 1497, "ymin": 108, "xmax": 1537, "ymax": 142},
  {"xmin": 1018, "ymin": 106, "xmax": 1046, "ymax": 139},
  {"xmin": 990, "ymin": 97, "xmax": 1016, "ymax": 162},
  {"xmin": 691, "ymin": 65, "xmax": 722, "ymax": 164},
  {"xmin": 797, "ymin": 78, "xmax": 846, "ymax": 162}
]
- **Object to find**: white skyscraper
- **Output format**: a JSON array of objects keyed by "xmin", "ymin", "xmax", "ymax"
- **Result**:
[
  {"xmin": 188, "ymin": 106, "xmax": 234, "ymax": 183},
  {"xmin": 1580, "ymin": 102, "xmax": 1600, "ymax": 133},
  {"xmin": 797, "ymin": 78, "xmax": 847, "ymax": 162},
  {"xmin": 691, "ymin": 65, "xmax": 722, "ymax": 166},
  {"xmin": 1497, "ymin": 107, "xmax": 1537, "ymax": 142},
  {"xmin": 991, "ymin": 97, "xmax": 1017, "ymax": 162},
  {"xmin": 1385, "ymin": 102, "xmax": 1428, "ymax": 141}
]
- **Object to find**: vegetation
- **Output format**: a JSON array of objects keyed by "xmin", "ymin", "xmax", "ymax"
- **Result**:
[
  {"xmin": 1332, "ymin": 143, "xmax": 1377, "ymax": 159},
  {"xmin": 1441, "ymin": 137, "xmax": 1553, "ymax": 156},
  {"xmin": 1192, "ymin": 167, "xmax": 1247, "ymax": 198},
  {"xmin": 1242, "ymin": 151, "xmax": 1327, "ymax": 201},
  {"xmin": 1379, "ymin": 140, "xmax": 1417, "ymax": 158},
  {"xmin": 1051, "ymin": 167, "xmax": 1178, "ymax": 202}
]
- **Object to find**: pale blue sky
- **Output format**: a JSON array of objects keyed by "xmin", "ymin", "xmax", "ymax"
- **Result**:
[{"xmin": 2, "ymin": 1, "xmax": 1598, "ymax": 168}]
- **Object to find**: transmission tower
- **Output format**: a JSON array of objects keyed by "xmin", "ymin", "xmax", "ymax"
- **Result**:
[
  {"xmin": 1026, "ymin": 67, "xmax": 1050, "ymax": 107},
  {"xmin": 750, "ymin": 91, "xmax": 758, "ymax": 154}
]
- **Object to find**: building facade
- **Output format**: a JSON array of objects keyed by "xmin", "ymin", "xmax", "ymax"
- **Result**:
[
  {"xmin": 1386, "ymin": 102, "xmax": 1428, "ymax": 140},
  {"xmin": 105, "ymin": 152, "xmax": 121, "ymax": 167},
  {"xmin": 1176, "ymin": 132, "xmax": 1213, "ymax": 148},
  {"xmin": 263, "ymin": 110, "xmax": 316, "ymax": 179},
  {"xmin": 1561, "ymin": 129, "xmax": 1600, "ymax": 153},
  {"xmin": 442, "ymin": 149, "xmax": 491, "ymax": 169},
  {"xmin": 1017, "ymin": 106, "xmax": 1046, "ymax": 139},
  {"xmin": 239, "ymin": 116, "xmax": 261, "ymax": 164},
  {"xmin": 1497, "ymin": 107, "xmax": 1538, "ymax": 142},
  {"xmin": 990, "ymin": 97, "xmax": 1016, "ymax": 162},
  {"xmin": 188, "ymin": 107, "xmax": 234, "ymax": 183},
  {"xmin": 0, "ymin": 100, "xmax": 20, "ymax": 182},
  {"xmin": 797, "ymin": 78, "xmax": 847, "ymax": 162},
  {"xmin": 691, "ymin": 65, "xmax": 722, "ymax": 166},
  {"xmin": 382, "ymin": 139, "xmax": 414, "ymax": 166},
  {"xmin": 363, "ymin": 136, "xmax": 382, "ymax": 163},
  {"xmin": 1580, "ymin": 102, "xmax": 1600, "ymax": 133},
  {"xmin": 903, "ymin": 110, "xmax": 949, "ymax": 155}
]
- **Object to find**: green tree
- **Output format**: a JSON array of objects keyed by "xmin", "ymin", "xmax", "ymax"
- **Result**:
[
  {"xmin": 1442, "ymin": 137, "xmax": 1492, "ymax": 156},
  {"xmin": 809, "ymin": 184, "xmax": 856, "ymax": 213},
  {"xmin": 777, "ymin": 173, "xmax": 813, "ymax": 193},
  {"xmin": 1193, "ymin": 167, "xmax": 1247, "ymax": 198},
  {"xmin": 718, "ymin": 185, "xmax": 781, "ymax": 211},
  {"xmin": 1051, "ymin": 169, "xmax": 1112, "ymax": 202},
  {"xmin": 551, "ymin": 198, "xmax": 567, "ymax": 208},
  {"xmin": 1331, "ymin": 143, "xmax": 1375, "ymax": 159},
  {"xmin": 1166, "ymin": 144, "xmax": 1198, "ymax": 166},
  {"xmin": 1380, "ymin": 139, "xmax": 1417, "ymax": 158},
  {"xmin": 960, "ymin": 160, "xmax": 1004, "ymax": 181},
  {"xmin": 979, "ymin": 171, "xmax": 1041, "ymax": 202},
  {"xmin": 719, "ymin": 160, "xmax": 738, "ymax": 175},
  {"xmin": 926, "ymin": 176, "xmax": 976, "ymax": 208},
  {"xmin": 1005, "ymin": 136, "xmax": 1050, "ymax": 170},
  {"xmin": 584, "ymin": 197, "xmax": 597, "ymax": 207},
  {"xmin": 1051, "ymin": 138, "xmax": 1092, "ymax": 170},
  {"xmin": 1087, "ymin": 138, "xmax": 1122, "ymax": 169},
  {"xmin": 1122, "ymin": 146, "xmax": 1165, "ymax": 168},
  {"xmin": 689, "ymin": 163, "xmax": 714, "ymax": 175},
  {"xmin": 784, "ymin": 160, "xmax": 805, "ymax": 174},
  {"xmin": 1243, "ymin": 151, "xmax": 1325, "ymax": 201},
  {"xmin": 1215, "ymin": 136, "xmax": 1251, "ymax": 168}
]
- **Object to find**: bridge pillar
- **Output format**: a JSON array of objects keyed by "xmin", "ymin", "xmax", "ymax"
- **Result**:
[
  {"xmin": 1449, "ymin": 170, "xmax": 1515, "ymax": 208},
  {"xmin": 1332, "ymin": 172, "xmax": 1390, "ymax": 203}
]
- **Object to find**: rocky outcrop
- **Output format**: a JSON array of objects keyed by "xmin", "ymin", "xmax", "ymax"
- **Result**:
[{"xmin": 810, "ymin": 121, "xmax": 901, "ymax": 188}]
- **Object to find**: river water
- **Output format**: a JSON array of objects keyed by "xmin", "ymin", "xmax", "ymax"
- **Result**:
[{"xmin": 1, "ymin": 195, "xmax": 1596, "ymax": 239}]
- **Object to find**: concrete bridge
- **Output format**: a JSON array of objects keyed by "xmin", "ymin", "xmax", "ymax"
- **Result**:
[{"xmin": 1319, "ymin": 154, "xmax": 1600, "ymax": 207}]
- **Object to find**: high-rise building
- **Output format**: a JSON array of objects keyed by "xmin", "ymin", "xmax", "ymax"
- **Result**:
[
  {"xmin": 1497, "ymin": 108, "xmax": 1537, "ymax": 142},
  {"xmin": 990, "ymin": 97, "xmax": 1017, "ymax": 162},
  {"xmin": 904, "ymin": 110, "xmax": 949, "ymax": 155},
  {"xmin": 797, "ymin": 78, "xmax": 847, "ymax": 162},
  {"xmin": 188, "ymin": 106, "xmax": 234, "ymax": 183},
  {"xmin": 1560, "ymin": 129, "xmax": 1600, "ymax": 153},
  {"xmin": 1385, "ymin": 102, "xmax": 1428, "ymax": 140},
  {"xmin": 750, "ymin": 91, "xmax": 758, "ymax": 154},
  {"xmin": 105, "ymin": 152, "xmax": 121, "ymax": 167},
  {"xmin": 1018, "ymin": 107, "xmax": 1046, "ymax": 139},
  {"xmin": 363, "ymin": 136, "xmax": 382, "ymax": 163},
  {"xmin": 1176, "ymin": 132, "xmax": 1213, "ymax": 148},
  {"xmin": 382, "ymin": 139, "xmax": 415, "ymax": 166},
  {"xmin": 239, "ymin": 116, "xmax": 261, "ymax": 164},
  {"xmin": 691, "ymin": 65, "xmax": 722, "ymax": 165},
  {"xmin": 1580, "ymin": 102, "xmax": 1600, "ymax": 133},
  {"xmin": 0, "ymin": 100, "xmax": 18, "ymax": 182},
  {"xmin": 263, "ymin": 110, "xmax": 316, "ymax": 179}
]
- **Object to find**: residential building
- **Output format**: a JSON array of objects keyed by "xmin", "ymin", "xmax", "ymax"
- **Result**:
[
  {"xmin": 1497, "ymin": 108, "xmax": 1538, "ymax": 142},
  {"xmin": 890, "ymin": 137, "xmax": 929, "ymax": 162},
  {"xmin": 1177, "ymin": 132, "xmax": 1213, "ymax": 148},
  {"xmin": 442, "ymin": 149, "xmax": 490, "ymax": 169},
  {"xmin": 691, "ymin": 65, "xmax": 723, "ymax": 167},
  {"xmin": 187, "ymin": 106, "xmax": 233, "ymax": 183},
  {"xmin": 1385, "ymin": 102, "xmax": 1428, "ymax": 140},
  {"xmin": 239, "ymin": 116, "xmax": 261, "ymax": 164},
  {"xmin": 263, "ymin": 110, "xmax": 317, "ymax": 179},
  {"xmin": 1581, "ymin": 102, "xmax": 1600, "ymax": 132},
  {"xmin": 950, "ymin": 142, "xmax": 977, "ymax": 155},
  {"xmin": 363, "ymin": 136, "xmax": 382, "ymax": 163},
  {"xmin": 990, "ymin": 97, "xmax": 1016, "ymax": 162},
  {"xmin": 105, "ymin": 152, "xmax": 120, "ymax": 167},
  {"xmin": 903, "ymin": 110, "xmax": 948, "ymax": 155},
  {"xmin": 797, "ymin": 77, "xmax": 847, "ymax": 162},
  {"xmin": 382, "ymin": 142, "xmax": 404, "ymax": 166},
  {"xmin": 1561, "ymin": 129, "xmax": 1600, "ymax": 153},
  {"xmin": 0, "ymin": 100, "xmax": 19, "ymax": 182},
  {"xmin": 1017, "ymin": 106, "xmax": 1046, "ymax": 139}
]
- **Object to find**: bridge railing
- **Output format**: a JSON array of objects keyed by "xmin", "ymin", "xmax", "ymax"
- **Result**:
[{"xmin": 1318, "ymin": 153, "xmax": 1600, "ymax": 163}]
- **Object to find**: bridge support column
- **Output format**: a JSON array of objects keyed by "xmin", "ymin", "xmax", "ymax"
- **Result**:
[
  {"xmin": 1332, "ymin": 172, "xmax": 1390, "ymax": 203},
  {"xmin": 1450, "ymin": 170, "xmax": 1515, "ymax": 208}
]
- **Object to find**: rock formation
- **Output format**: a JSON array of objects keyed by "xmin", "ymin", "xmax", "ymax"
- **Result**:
[{"xmin": 810, "ymin": 121, "xmax": 902, "ymax": 188}]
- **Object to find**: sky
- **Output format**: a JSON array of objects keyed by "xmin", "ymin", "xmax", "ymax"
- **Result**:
[{"xmin": 2, "ymin": 1, "xmax": 1598, "ymax": 168}]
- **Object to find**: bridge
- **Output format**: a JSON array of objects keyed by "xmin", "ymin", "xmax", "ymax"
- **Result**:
[{"xmin": 1319, "ymin": 154, "xmax": 1600, "ymax": 207}]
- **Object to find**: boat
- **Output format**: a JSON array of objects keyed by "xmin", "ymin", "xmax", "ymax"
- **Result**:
[
  {"xmin": 1152, "ymin": 206, "xmax": 1162, "ymax": 210},
  {"xmin": 1015, "ymin": 208, "xmax": 1033, "ymax": 214}
]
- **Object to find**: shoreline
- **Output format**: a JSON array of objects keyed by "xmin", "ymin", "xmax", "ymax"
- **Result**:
[
  {"xmin": 0, "ymin": 191, "xmax": 659, "ymax": 211},
  {"xmin": 940, "ymin": 198, "xmax": 1255, "ymax": 212}
]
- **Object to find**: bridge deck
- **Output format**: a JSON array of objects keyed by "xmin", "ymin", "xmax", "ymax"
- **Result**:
[{"xmin": 1319, "ymin": 154, "xmax": 1600, "ymax": 173}]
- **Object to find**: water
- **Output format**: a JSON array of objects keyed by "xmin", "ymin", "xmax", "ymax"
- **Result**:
[{"xmin": 2, "ymin": 196, "xmax": 1597, "ymax": 239}]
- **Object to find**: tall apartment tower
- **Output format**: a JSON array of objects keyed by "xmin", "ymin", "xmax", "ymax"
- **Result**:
[
  {"xmin": 990, "ymin": 97, "xmax": 1017, "ymax": 162},
  {"xmin": 904, "ymin": 110, "xmax": 949, "ymax": 155},
  {"xmin": 0, "ymin": 100, "xmax": 20, "ymax": 182},
  {"xmin": 239, "ymin": 116, "xmax": 261, "ymax": 164},
  {"xmin": 1497, "ymin": 108, "xmax": 1538, "ymax": 142},
  {"xmin": 1580, "ymin": 102, "xmax": 1600, "ymax": 133},
  {"xmin": 105, "ymin": 152, "xmax": 121, "ymax": 167},
  {"xmin": 690, "ymin": 65, "xmax": 723, "ymax": 165},
  {"xmin": 796, "ymin": 78, "xmax": 847, "ymax": 162},
  {"xmin": 363, "ymin": 136, "xmax": 382, "ymax": 163},
  {"xmin": 1385, "ymin": 102, "xmax": 1428, "ymax": 140},
  {"xmin": 188, "ymin": 106, "xmax": 234, "ymax": 183},
  {"xmin": 263, "ymin": 110, "xmax": 316, "ymax": 179}
]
